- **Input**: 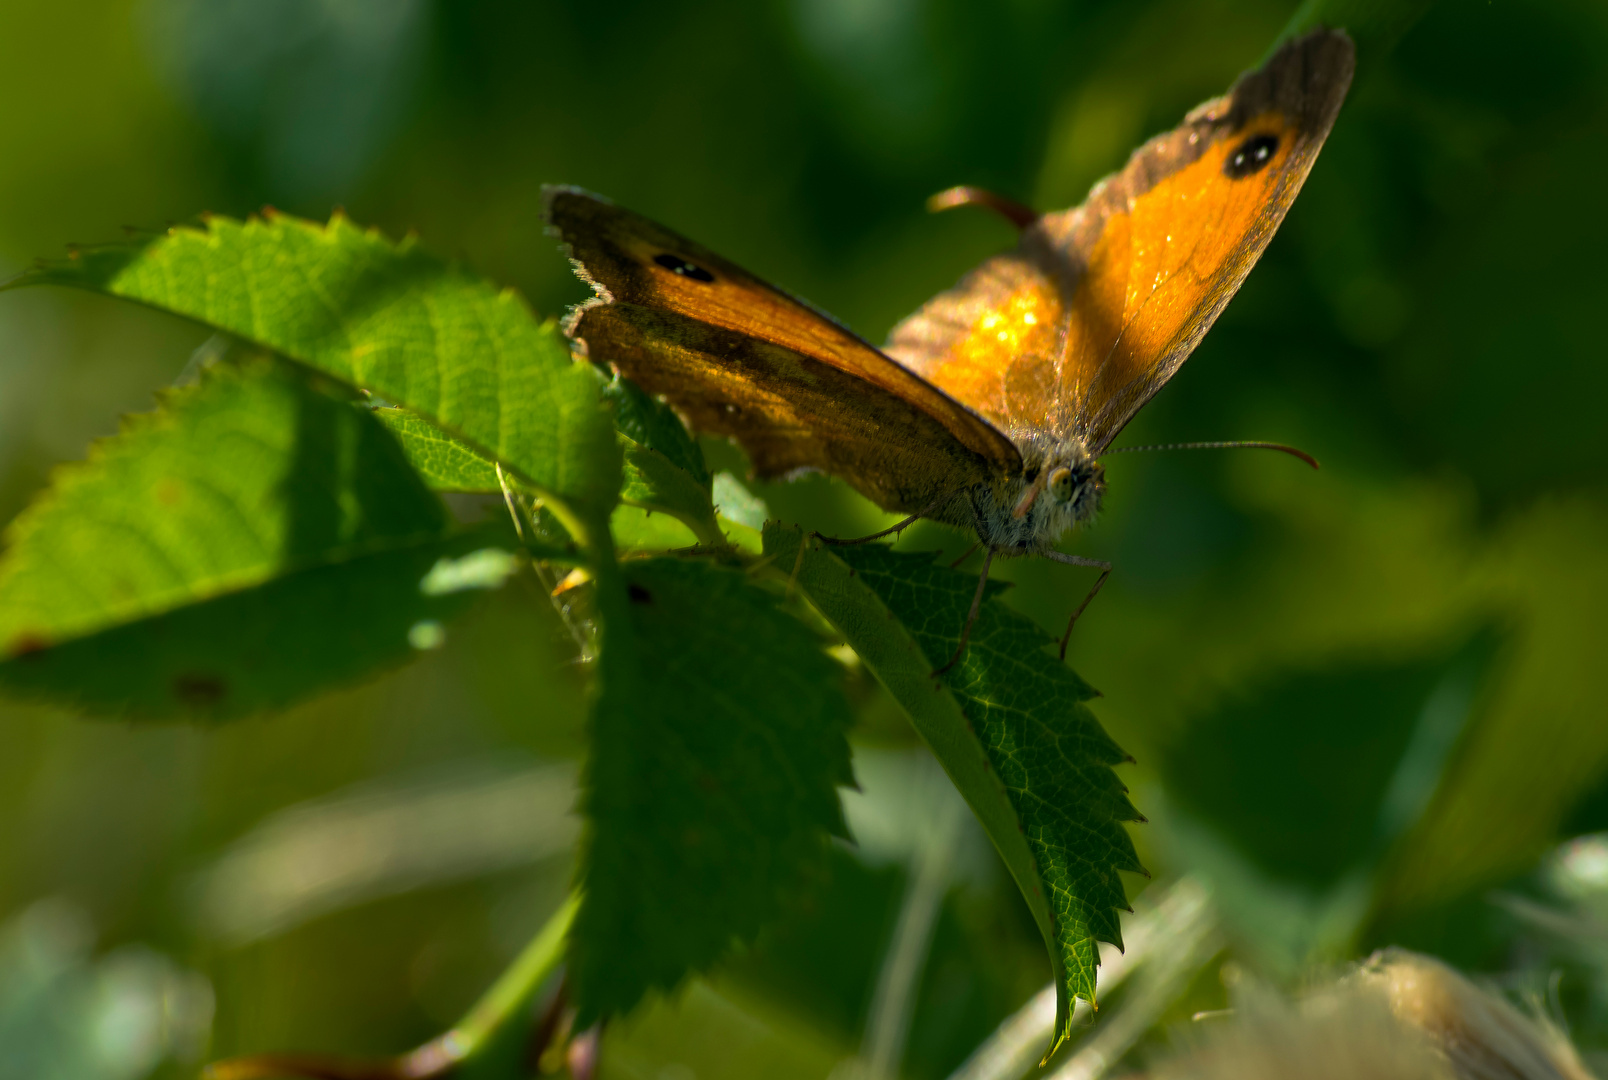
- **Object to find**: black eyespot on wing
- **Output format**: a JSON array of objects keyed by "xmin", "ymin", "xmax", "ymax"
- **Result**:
[
  {"xmin": 628, "ymin": 583, "xmax": 653, "ymax": 604},
  {"xmin": 1224, "ymin": 133, "xmax": 1280, "ymax": 179},
  {"xmin": 653, "ymin": 253, "xmax": 715, "ymax": 282}
]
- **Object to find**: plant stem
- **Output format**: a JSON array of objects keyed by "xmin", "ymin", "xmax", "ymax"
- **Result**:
[{"xmin": 204, "ymin": 893, "xmax": 579, "ymax": 1080}]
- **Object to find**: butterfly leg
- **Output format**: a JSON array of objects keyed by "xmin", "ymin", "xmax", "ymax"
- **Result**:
[
  {"xmin": 934, "ymin": 548, "xmax": 995, "ymax": 677},
  {"xmin": 948, "ymin": 541, "xmax": 981, "ymax": 569},
  {"xmin": 814, "ymin": 493, "xmax": 949, "ymax": 546},
  {"xmin": 1042, "ymin": 551, "xmax": 1112, "ymax": 660},
  {"xmin": 814, "ymin": 511, "xmax": 923, "ymax": 546}
]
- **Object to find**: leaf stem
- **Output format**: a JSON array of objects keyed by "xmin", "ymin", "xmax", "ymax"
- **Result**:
[{"xmin": 203, "ymin": 894, "xmax": 578, "ymax": 1080}]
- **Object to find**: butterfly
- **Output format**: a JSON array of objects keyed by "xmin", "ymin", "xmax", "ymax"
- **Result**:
[{"xmin": 546, "ymin": 28, "xmax": 1355, "ymax": 666}]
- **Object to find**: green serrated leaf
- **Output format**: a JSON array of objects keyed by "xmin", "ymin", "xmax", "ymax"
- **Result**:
[
  {"xmin": 373, "ymin": 407, "xmax": 502, "ymax": 491},
  {"xmin": 601, "ymin": 374, "xmax": 710, "ymax": 488},
  {"xmin": 372, "ymin": 374, "xmax": 722, "ymax": 545},
  {"xmin": 7, "ymin": 210, "xmax": 620, "ymax": 528},
  {"xmin": 569, "ymin": 556, "xmax": 855, "ymax": 1024},
  {"xmin": 604, "ymin": 376, "xmax": 720, "ymax": 544},
  {"xmin": 762, "ymin": 524, "xmax": 1142, "ymax": 1051},
  {"xmin": 0, "ymin": 358, "xmax": 521, "ymax": 719},
  {"xmin": 618, "ymin": 440, "xmax": 721, "ymax": 545}
]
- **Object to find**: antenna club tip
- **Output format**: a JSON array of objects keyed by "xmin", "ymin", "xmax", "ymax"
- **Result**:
[{"xmin": 1103, "ymin": 440, "xmax": 1321, "ymax": 469}]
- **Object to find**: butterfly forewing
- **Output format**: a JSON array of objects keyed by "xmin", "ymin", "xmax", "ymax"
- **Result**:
[{"xmin": 885, "ymin": 29, "xmax": 1355, "ymax": 454}]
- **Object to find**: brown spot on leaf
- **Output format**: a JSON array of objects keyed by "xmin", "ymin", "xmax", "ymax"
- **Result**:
[
  {"xmin": 6, "ymin": 633, "xmax": 51, "ymax": 658},
  {"xmin": 173, "ymin": 674, "xmax": 227, "ymax": 707}
]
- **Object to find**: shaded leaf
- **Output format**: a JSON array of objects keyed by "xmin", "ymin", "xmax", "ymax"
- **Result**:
[
  {"xmin": 0, "ymin": 358, "xmax": 520, "ymax": 719},
  {"xmin": 617, "ymin": 440, "xmax": 720, "ymax": 544},
  {"xmin": 763, "ymin": 525, "xmax": 1142, "ymax": 1048},
  {"xmin": 569, "ymin": 556, "xmax": 855, "ymax": 1023},
  {"xmin": 601, "ymin": 374, "xmax": 709, "ymax": 488}
]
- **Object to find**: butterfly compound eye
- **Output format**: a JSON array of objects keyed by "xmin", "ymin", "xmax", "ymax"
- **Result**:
[
  {"xmin": 653, "ymin": 253, "xmax": 716, "ymax": 282},
  {"xmin": 1048, "ymin": 467, "xmax": 1075, "ymax": 502},
  {"xmin": 1224, "ymin": 133, "xmax": 1280, "ymax": 179}
]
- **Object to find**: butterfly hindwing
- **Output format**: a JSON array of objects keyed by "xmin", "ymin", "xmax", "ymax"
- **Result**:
[{"xmin": 546, "ymin": 188, "xmax": 1021, "ymax": 514}]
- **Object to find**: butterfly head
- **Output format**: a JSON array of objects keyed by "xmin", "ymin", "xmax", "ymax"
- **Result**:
[{"xmin": 964, "ymin": 433, "xmax": 1103, "ymax": 553}]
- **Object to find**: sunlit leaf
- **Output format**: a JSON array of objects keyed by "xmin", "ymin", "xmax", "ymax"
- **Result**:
[
  {"xmin": 372, "ymin": 407, "xmax": 501, "ymax": 491},
  {"xmin": 374, "ymin": 371, "xmax": 723, "ymax": 544},
  {"xmin": 7, "ymin": 210, "xmax": 620, "ymax": 529}
]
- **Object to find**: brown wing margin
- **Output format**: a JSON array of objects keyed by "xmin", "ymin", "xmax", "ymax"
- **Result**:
[{"xmin": 544, "ymin": 187, "xmax": 1022, "ymax": 512}]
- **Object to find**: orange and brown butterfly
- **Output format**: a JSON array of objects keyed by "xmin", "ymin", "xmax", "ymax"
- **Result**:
[{"xmin": 546, "ymin": 28, "xmax": 1354, "ymax": 660}]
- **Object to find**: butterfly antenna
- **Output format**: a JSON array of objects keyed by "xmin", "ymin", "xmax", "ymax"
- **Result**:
[
  {"xmin": 1102, "ymin": 440, "xmax": 1320, "ymax": 469},
  {"xmin": 927, "ymin": 186, "xmax": 1039, "ymax": 230}
]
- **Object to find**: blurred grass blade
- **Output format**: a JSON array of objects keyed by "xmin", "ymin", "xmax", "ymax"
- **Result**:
[
  {"xmin": 0, "ymin": 357, "xmax": 524, "ymax": 719},
  {"xmin": 194, "ymin": 761, "xmax": 580, "ymax": 946},
  {"xmin": 948, "ymin": 878, "xmax": 1213, "ymax": 1080},
  {"xmin": 764, "ymin": 525, "xmax": 1143, "ymax": 1054},
  {"xmin": 1046, "ymin": 881, "xmax": 1218, "ymax": 1080},
  {"xmin": 6, "ymin": 209, "xmax": 621, "ymax": 530},
  {"xmin": 569, "ymin": 555, "xmax": 856, "ymax": 1024}
]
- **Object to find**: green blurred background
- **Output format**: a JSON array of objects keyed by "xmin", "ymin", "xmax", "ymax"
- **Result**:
[{"xmin": 3, "ymin": 0, "xmax": 1608, "ymax": 1076}]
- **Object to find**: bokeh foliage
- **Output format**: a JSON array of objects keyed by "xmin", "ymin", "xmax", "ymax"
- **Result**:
[{"xmin": 3, "ymin": 0, "xmax": 1608, "ymax": 1076}]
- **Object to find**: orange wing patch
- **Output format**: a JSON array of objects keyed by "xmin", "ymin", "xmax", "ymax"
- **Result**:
[
  {"xmin": 1066, "ymin": 111, "xmax": 1304, "ymax": 445},
  {"xmin": 886, "ymin": 29, "xmax": 1354, "ymax": 453},
  {"xmin": 904, "ymin": 265, "xmax": 1067, "ymax": 433}
]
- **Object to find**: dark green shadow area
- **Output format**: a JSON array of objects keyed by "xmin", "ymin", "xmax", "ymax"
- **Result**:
[
  {"xmin": 0, "ymin": 523, "xmax": 520, "ymax": 721},
  {"xmin": 1162, "ymin": 626, "xmax": 1502, "ymax": 888}
]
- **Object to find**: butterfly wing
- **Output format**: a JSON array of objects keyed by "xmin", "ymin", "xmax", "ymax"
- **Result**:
[
  {"xmin": 546, "ymin": 188, "xmax": 1022, "ymax": 514},
  {"xmin": 885, "ymin": 29, "xmax": 1355, "ymax": 454}
]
